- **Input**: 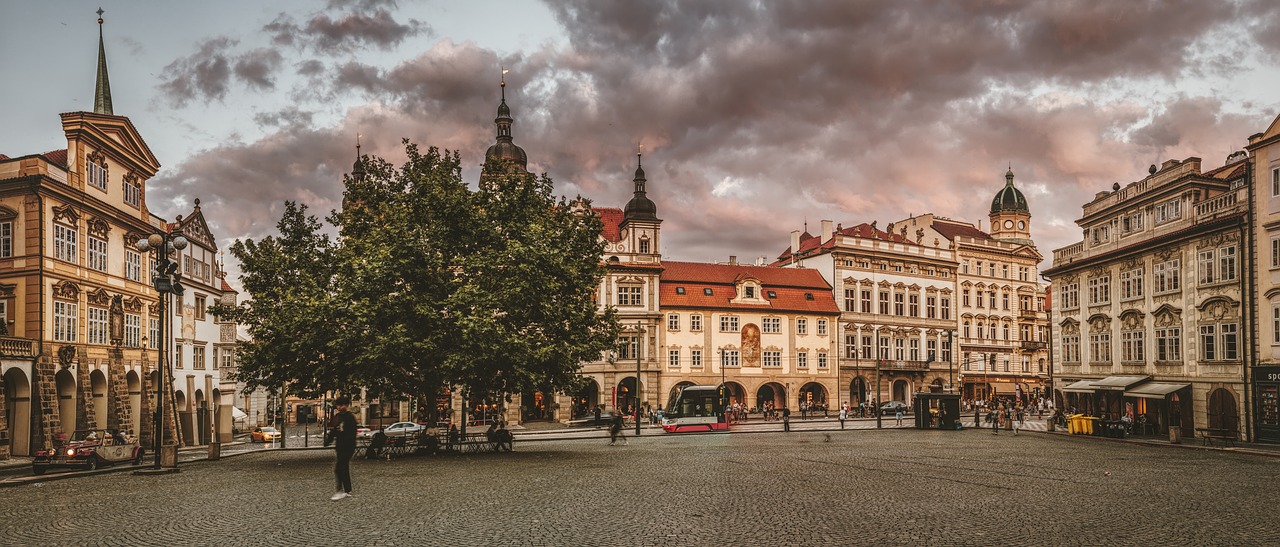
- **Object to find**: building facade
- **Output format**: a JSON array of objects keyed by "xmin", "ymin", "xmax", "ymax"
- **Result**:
[
  {"xmin": 1043, "ymin": 156, "xmax": 1249, "ymax": 439},
  {"xmin": 1247, "ymin": 113, "xmax": 1280, "ymax": 443},
  {"xmin": 657, "ymin": 260, "xmax": 840, "ymax": 412},
  {"xmin": 775, "ymin": 221, "xmax": 957, "ymax": 409}
]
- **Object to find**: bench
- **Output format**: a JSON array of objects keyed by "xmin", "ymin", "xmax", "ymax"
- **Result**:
[{"xmin": 1195, "ymin": 427, "xmax": 1237, "ymax": 447}]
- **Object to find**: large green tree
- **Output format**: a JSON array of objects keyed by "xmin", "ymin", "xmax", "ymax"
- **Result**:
[{"xmin": 220, "ymin": 141, "xmax": 618, "ymax": 405}]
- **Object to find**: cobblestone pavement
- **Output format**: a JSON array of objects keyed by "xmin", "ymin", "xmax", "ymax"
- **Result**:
[{"xmin": 2, "ymin": 428, "xmax": 1276, "ymax": 546}]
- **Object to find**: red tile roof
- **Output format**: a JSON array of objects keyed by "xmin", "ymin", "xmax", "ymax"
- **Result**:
[
  {"xmin": 593, "ymin": 207, "xmax": 624, "ymax": 242},
  {"xmin": 0, "ymin": 154, "xmax": 9, "ymax": 161},
  {"xmin": 660, "ymin": 261, "xmax": 839, "ymax": 314},
  {"xmin": 932, "ymin": 219, "xmax": 990, "ymax": 241},
  {"xmin": 774, "ymin": 222, "xmax": 917, "ymax": 263},
  {"xmin": 42, "ymin": 149, "xmax": 68, "ymax": 168},
  {"xmin": 220, "ymin": 279, "xmax": 238, "ymax": 293}
]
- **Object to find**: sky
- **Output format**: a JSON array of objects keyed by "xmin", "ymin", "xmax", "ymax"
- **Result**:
[{"xmin": 4, "ymin": 0, "xmax": 1280, "ymax": 288}]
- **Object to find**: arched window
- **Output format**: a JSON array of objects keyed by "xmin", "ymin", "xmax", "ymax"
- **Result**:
[{"xmin": 963, "ymin": 321, "xmax": 970, "ymax": 338}]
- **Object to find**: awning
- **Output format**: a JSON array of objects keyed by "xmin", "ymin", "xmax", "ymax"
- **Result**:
[
  {"xmin": 1090, "ymin": 375, "xmax": 1150, "ymax": 391},
  {"xmin": 231, "ymin": 407, "xmax": 248, "ymax": 420},
  {"xmin": 1124, "ymin": 382, "xmax": 1190, "ymax": 399},
  {"xmin": 1060, "ymin": 380, "xmax": 1097, "ymax": 393}
]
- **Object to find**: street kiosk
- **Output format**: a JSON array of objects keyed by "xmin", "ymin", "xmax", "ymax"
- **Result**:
[{"xmin": 914, "ymin": 393, "xmax": 963, "ymax": 430}]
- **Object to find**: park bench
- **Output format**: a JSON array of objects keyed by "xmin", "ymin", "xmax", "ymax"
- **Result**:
[{"xmin": 1195, "ymin": 427, "xmax": 1237, "ymax": 447}]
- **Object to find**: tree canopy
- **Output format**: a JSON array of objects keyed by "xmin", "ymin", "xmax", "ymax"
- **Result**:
[{"xmin": 215, "ymin": 142, "xmax": 619, "ymax": 404}]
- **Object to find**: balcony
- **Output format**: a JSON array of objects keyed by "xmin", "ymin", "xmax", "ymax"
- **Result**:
[
  {"xmin": 1194, "ymin": 186, "xmax": 1247, "ymax": 221},
  {"xmin": 877, "ymin": 360, "xmax": 931, "ymax": 372},
  {"xmin": 0, "ymin": 336, "xmax": 37, "ymax": 358},
  {"xmin": 1020, "ymin": 341, "xmax": 1047, "ymax": 352},
  {"xmin": 1052, "ymin": 243, "xmax": 1083, "ymax": 266}
]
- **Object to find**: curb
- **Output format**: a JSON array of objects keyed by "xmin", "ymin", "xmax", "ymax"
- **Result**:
[{"xmin": 1026, "ymin": 427, "xmax": 1280, "ymax": 459}]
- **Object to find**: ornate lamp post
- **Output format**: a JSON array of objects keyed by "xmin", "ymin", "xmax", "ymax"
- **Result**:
[{"xmin": 135, "ymin": 232, "xmax": 187, "ymax": 469}]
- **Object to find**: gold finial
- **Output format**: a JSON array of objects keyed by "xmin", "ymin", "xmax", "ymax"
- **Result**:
[
  {"xmin": 356, "ymin": 132, "xmax": 362, "ymax": 153},
  {"xmin": 500, "ymin": 66, "xmax": 508, "ymax": 87},
  {"xmin": 97, "ymin": 7, "xmax": 104, "ymax": 24}
]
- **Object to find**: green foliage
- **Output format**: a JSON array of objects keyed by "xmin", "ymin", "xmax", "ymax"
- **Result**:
[{"xmin": 219, "ymin": 141, "xmax": 619, "ymax": 401}]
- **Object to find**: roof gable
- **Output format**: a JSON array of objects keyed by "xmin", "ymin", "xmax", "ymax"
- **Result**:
[{"xmin": 60, "ymin": 111, "xmax": 161, "ymax": 178}]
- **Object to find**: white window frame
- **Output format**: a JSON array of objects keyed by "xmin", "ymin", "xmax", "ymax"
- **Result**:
[
  {"xmin": 719, "ymin": 315, "xmax": 739, "ymax": 333},
  {"xmin": 668, "ymin": 349, "xmax": 680, "ymax": 368},
  {"xmin": 762, "ymin": 317, "xmax": 781, "ymax": 334},
  {"xmin": 1121, "ymin": 330, "xmax": 1144, "ymax": 362},
  {"xmin": 796, "ymin": 318, "xmax": 807, "ymax": 335},
  {"xmin": 667, "ymin": 313, "xmax": 679, "ymax": 331},
  {"xmin": 125, "ymin": 313, "xmax": 141, "ymax": 348},
  {"xmin": 616, "ymin": 285, "xmax": 642, "ymax": 307},
  {"xmin": 797, "ymin": 351, "xmax": 808, "ymax": 369},
  {"xmin": 762, "ymin": 351, "xmax": 781, "ymax": 368},
  {"xmin": 54, "ymin": 301, "xmax": 78, "ymax": 342},
  {"xmin": 1155, "ymin": 199, "xmax": 1181, "ymax": 225},
  {"xmin": 0, "ymin": 221, "xmax": 11, "ymax": 258},
  {"xmin": 1156, "ymin": 327, "xmax": 1181, "ymax": 361},
  {"xmin": 54, "ymin": 223, "xmax": 77, "ymax": 263},
  {"xmin": 123, "ymin": 177, "xmax": 140, "ymax": 208},
  {"xmin": 721, "ymin": 350, "xmax": 739, "ymax": 368},
  {"xmin": 816, "ymin": 319, "xmax": 828, "ymax": 336},
  {"xmin": 690, "ymin": 349, "xmax": 702, "ymax": 368},
  {"xmin": 1271, "ymin": 236, "xmax": 1280, "ymax": 269},
  {"xmin": 690, "ymin": 314, "xmax": 702, "ymax": 332},
  {"xmin": 1120, "ymin": 268, "xmax": 1143, "ymax": 301},
  {"xmin": 1089, "ymin": 332, "xmax": 1111, "ymax": 362},
  {"xmin": 125, "ymin": 249, "xmax": 143, "ymax": 282},
  {"xmin": 88, "ymin": 235, "xmax": 108, "ymax": 272},
  {"xmin": 88, "ymin": 306, "xmax": 109, "ymax": 345},
  {"xmin": 87, "ymin": 160, "xmax": 108, "ymax": 191},
  {"xmin": 817, "ymin": 352, "xmax": 828, "ymax": 369},
  {"xmin": 1087, "ymin": 276, "xmax": 1110, "ymax": 305},
  {"xmin": 1153, "ymin": 260, "xmax": 1181, "ymax": 294}
]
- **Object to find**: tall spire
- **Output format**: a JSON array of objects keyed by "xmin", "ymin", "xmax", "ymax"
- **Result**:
[
  {"xmin": 624, "ymin": 144, "xmax": 658, "ymax": 222},
  {"xmin": 483, "ymin": 67, "xmax": 527, "ymax": 173},
  {"xmin": 352, "ymin": 133, "xmax": 366, "ymax": 181},
  {"xmin": 93, "ymin": 7, "xmax": 114, "ymax": 115}
]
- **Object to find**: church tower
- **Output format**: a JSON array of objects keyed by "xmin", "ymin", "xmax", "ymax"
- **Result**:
[
  {"xmin": 620, "ymin": 151, "xmax": 661, "ymax": 258},
  {"xmin": 480, "ymin": 72, "xmax": 528, "ymax": 182},
  {"xmin": 988, "ymin": 166, "xmax": 1032, "ymax": 244}
]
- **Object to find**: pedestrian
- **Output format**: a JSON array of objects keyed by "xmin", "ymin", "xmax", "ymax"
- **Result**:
[
  {"xmin": 328, "ymin": 396, "xmax": 357, "ymax": 501},
  {"xmin": 895, "ymin": 409, "xmax": 903, "ymax": 426},
  {"xmin": 1012, "ymin": 408, "xmax": 1020, "ymax": 436},
  {"xmin": 991, "ymin": 407, "xmax": 1000, "ymax": 435},
  {"xmin": 608, "ymin": 412, "xmax": 625, "ymax": 445},
  {"xmin": 593, "ymin": 405, "xmax": 602, "ymax": 429},
  {"xmin": 974, "ymin": 406, "xmax": 981, "ymax": 428},
  {"xmin": 839, "ymin": 403, "xmax": 847, "ymax": 430},
  {"xmin": 782, "ymin": 407, "xmax": 791, "ymax": 432}
]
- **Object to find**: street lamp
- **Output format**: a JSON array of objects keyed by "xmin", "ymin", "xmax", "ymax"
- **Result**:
[
  {"xmin": 632, "ymin": 326, "xmax": 644, "ymax": 437},
  {"xmin": 135, "ymin": 232, "xmax": 188, "ymax": 469}
]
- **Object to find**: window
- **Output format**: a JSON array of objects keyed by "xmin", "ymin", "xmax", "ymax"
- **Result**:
[
  {"xmin": 1121, "ymin": 330, "xmax": 1144, "ymax": 362},
  {"xmin": 1002, "ymin": 265, "xmax": 1009, "ymax": 278},
  {"xmin": 0, "ymin": 221, "xmax": 10, "ymax": 258},
  {"xmin": 941, "ymin": 339, "xmax": 952, "ymax": 362},
  {"xmin": 1223, "ymin": 323, "xmax": 1238, "ymax": 360},
  {"xmin": 926, "ymin": 339, "xmax": 937, "ymax": 361},
  {"xmin": 796, "ymin": 318, "xmax": 807, "ymax": 335},
  {"xmin": 88, "ymin": 307, "xmax": 109, "ymax": 345},
  {"xmin": 1200, "ymin": 325, "xmax": 1216, "ymax": 361},
  {"xmin": 878, "ymin": 336, "xmax": 890, "ymax": 359},
  {"xmin": 763, "ymin": 351, "xmax": 781, "ymax": 368},
  {"xmin": 844, "ymin": 335, "xmax": 857, "ymax": 359},
  {"xmin": 87, "ymin": 159, "xmax": 108, "ymax": 191},
  {"xmin": 988, "ymin": 291, "xmax": 997, "ymax": 309},
  {"xmin": 926, "ymin": 296, "xmax": 936, "ymax": 319},
  {"xmin": 667, "ymin": 313, "xmax": 679, "ymax": 331},
  {"xmin": 88, "ymin": 236, "xmax": 107, "ymax": 272},
  {"xmin": 54, "ymin": 223, "xmax": 77, "ymax": 262},
  {"xmin": 668, "ymin": 349, "xmax": 680, "ymax": 368},
  {"xmin": 1272, "ymin": 236, "xmax": 1280, "ymax": 269},
  {"xmin": 690, "ymin": 314, "xmax": 702, "ymax": 332},
  {"xmin": 617, "ymin": 286, "xmax": 642, "ymax": 306},
  {"xmin": 860, "ymin": 289, "xmax": 871, "ymax": 313},
  {"xmin": 1120, "ymin": 269, "xmax": 1143, "ymax": 300},
  {"xmin": 54, "ymin": 301, "xmax": 78, "ymax": 342},
  {"xmin": 194, "ymin": 346, "xmax": 206, "ymax": 370},
  {"xmin": 1061, "ymin": 282, "xmax": 1079, "ymax": 308},
  {"xmin": 1156, "ymin": 328, "xmax": 1181, "ymax": 361},
  {"xmin": 1154, "ymin": 198, "xmax": 1181, "ymax": 225},
  {"xmin": 989, "ymin": 323, "xmax": 997, "ymax": 339},
  {"xmin": 675, "ymin": 287, "xmax": 685, "ymax": 295},
  {"xmin": 1272, "ymin": 167, "xmax": 1280, "ymax": 197},
  {"xmin": 1019, "ymin": 267, "xmax": 1029, "ymax": 281},
  {"xmin": 860, "ymin": 335, "xmax": 872, "ymax": 359},
  {"xmin": 1002, "ymin": 293, "xmax": 1009, "ymax": 311},
  {"xmin": 721, "ymin": 350, "xmax": 739, "ymax": 368},
  {"xmin": 1274, "ymin": 304, "xmax": 1280, "ymax": 344},
  {"xmin": 762, "ymin": 317, "xmax": 781, "ymax": 334},
  {"xmin": 940, "ymin": 297, "xmax": 950, "ymax": 320},
  {"xmin": 817, "ymin": 353, "xmax": 828, "ymax": 369},
  {"xmin": 908, "ymin": 294, "xmax": 919, "ymax": 317},
  {"xmin": 962, "ymin": 260, "xmax": 970, "ymax": 274},
  {"xmin": 797, "ymin": 352, "xmax": 808, "ymax": 369},
  {"xmin": 1201, "ymin": 323, "xmax": 1238, "ymax": 361},
  {"xmin": 909, "ymin": 338, "xmax": 920, "ymax": 361},
  {"xmin": 126, "ymin": 250, "xmax": 143, "ymax": 282},
  {"xmin": 1002, "ymin": 324, "xmax": 1010, "ymax": 341},
  {"xmin": 817, "ymin": 319, "xmax": 828, "ymax": 336},
  {"xmin": 1219, "ymin": 246, "xmax": 1237, "ymax": 283},
  {"xmin": 123, "ymin": 176, "xmax": 140, "ymax": 208},
  {"xmin": 894, "ymin": 338, "xmax": 905, "ymax": 360},
  {"xmin": 879, "ymin": 291, "xmax": 889, "ymax": 314},
  {"xmin": 962, "ymin": 289, "xmax": 971, "ymax": 307},
  {"xmin": 195, "ymin": 296, "xmax": 207, "ymax": 321},
  {"xmin": 1089, "ymin": 332, "xmax": 1111, "ymax": 362},
  {"xmin": 691, "ymin": 349, "xmax": 702, "ymax": 368},
  {"xmin": 703, "ymin": 288, "xmax": 713, "ymax": 296},
  {"xmin": 176, "ymin": 346, "xmax": 183, "ymax": 369},
  {"xmin": 1195, "ymin": 246, "xmax": 1237, "ymax": 285},
  {"xmin": 744, "ymin": 285, "xmax": 755, "ymax": 299},
  {"xmin": 963, "ymin": 352, "xmax": 972, "ymax": 371},
  {"xmin": 1087, "ymin": 276, "xmax": 1110, "ymax": 305},
  {"xmin": 149, "ymin": 317, "xmax": 160, "ymax": 349},
  {"xmin": 638, "ymin": 238, "xmax": 649, "ymax": 254},
  {"xmin": 618, "ymin": 335, "xmax": 638, "ymax": 360},
  {"xmin": 976, "ymin": 289, "xmax": 984, "ymax": 308},
  {"xmin": 720, "ymin": 316, "xmax": 739, "ymax": 332},
  {"xmin": 1153, "ymin": 260, "xmax": 1181, "ymax": 293},
  {"xmin": 220, "ymin": 347, "xmax": 235, "ymax": 370},
  {"xmin": 1062, "ymin": 335, "xmax": 1080, "ymax": 362},
  {"xmin": 988, "ymin": 263, "xmax": 995, "ymax": 277},
  {"xmin": 963, "ymin": 321, "xmax": 971, "ymax": 338},
  {"xmin": 894, "ymin": 293, "xmax": 905, "ymax": 315},
  {"xmin": 125, "ymin": 313, "xmax": 141, "ymax": 348},
  {"xmin": 1122, "ymin": 211, "xmax": 1143, "ymax": 234},
  {"xmin": 845, "ymin": 288, "xmax": 857, "ymax": 312}
]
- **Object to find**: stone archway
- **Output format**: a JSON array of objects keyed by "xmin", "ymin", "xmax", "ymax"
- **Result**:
[
  {"xmin": 755, "ymin": 382, "xmax": 786, "ymax": 410},
  {"xmin": 668, "ymin": 381, "xmax": 696, "ymax": 407},
  {"xmin": 55, "ymin": 369, "xmax": 76, "ymax": 440},
  {"xmin": 175, "ymin": 390, "xmax": 191, "ymax": 446},
  {"xmin": 573, "ymin": 379, "xmax": 600, "ymax": 419},
  {"xmin": 849, "ymin": 377, "xmax": 868, "ymax": 405},
  {"xmin": 194, "ymin": 389, "xmax": 208, "ymax": 445},
  {"xmin": 616, "ymin": 377, "xmax": 639, "ymax": 414},
  {"xmin": 799, "ymin": 382, "xmax": 828, "ymax": 407},
  {"xmin": 1208, "ymin": 388, "xmax": 1239, "ymax": 435},
  {"xmin": 126, "ymin": 371, "xmax": 141, "ymax": 438},
  {"xmin": 3, "ymin": 368, "xmax": 32, "ymax": 456},
  {"xmin": 90, "ymin": 369, "xmax": 108, "ymax": 431},
  {"xmin": 892, "ymin": 379, "xmax": 909, "ymax": 403},
  {"xmin": 722, "ymin": 381, "xmax": 746, "ymax": 407}
]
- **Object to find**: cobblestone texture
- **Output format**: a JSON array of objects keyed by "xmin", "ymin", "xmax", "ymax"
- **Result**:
[{"xmin": 1, "ymin": 429, "xmax": 1276, "ymax": 545}]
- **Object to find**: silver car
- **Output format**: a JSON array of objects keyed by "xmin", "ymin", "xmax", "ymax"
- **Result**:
[{"xmin": 380, "ymin": 421, "xmax": 425, "ymax": 437}]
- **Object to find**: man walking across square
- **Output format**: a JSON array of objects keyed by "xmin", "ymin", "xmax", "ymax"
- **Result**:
[{"xmin": 328, "ymin": 396, "xmax": 357, "ymax": 501}]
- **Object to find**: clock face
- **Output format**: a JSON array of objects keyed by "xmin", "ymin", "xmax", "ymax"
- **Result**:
[
  {"xmin": 1004, "ymin": 220, "xmax": 1014, "ymax": 229},
  {"xmin": 1018, "ymin": 221, "xmax": 1026, "ymax": 230}
]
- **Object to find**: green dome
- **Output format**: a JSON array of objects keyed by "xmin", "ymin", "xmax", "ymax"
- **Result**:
[{"xmin": 990, "ymin": 168, "xmax": 1029, "ymax": 215}]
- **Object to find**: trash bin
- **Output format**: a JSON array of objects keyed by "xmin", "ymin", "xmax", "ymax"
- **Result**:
[
  {"xmin": 160, "ymin": 444, "xmax": 178, "ymax": 467},
  {"xmin": 1081, "ymin": 417, "xmax": 1097, "ymax": 436},
  {"xmin": 1169, "ymin": 425, "xmax": 1182, "ymax": 444},
  {"xmin": 1045, "ymin": 417, "xmax": 1055, "ymax": 433},
  {"xmin": 1067, "ymin": 414, "xmax": 1083, "ymax": 435},
  {"xmin": 208, "ymin": 442, "xmax": 221, "ymax": 460}
]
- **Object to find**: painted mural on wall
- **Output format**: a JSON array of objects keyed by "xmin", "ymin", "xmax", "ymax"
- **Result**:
[{"xmin": 741, "ymin": 323, "xmax": 761, "ymax": 367}]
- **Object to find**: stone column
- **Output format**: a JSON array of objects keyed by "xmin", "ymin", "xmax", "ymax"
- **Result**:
[
  {"xmin": 138, "ymin": 359, "xmax": 154, "ymax": 447},
  {"xmin": 108, "ymin": 347, "xmax": 130, "ymax": 432},
  {"xmin": 76, "ymin": 356, "xmax": 95, "ymax": 432},
  {"xmin": 0, "ymin": 374, "xmax": 8, "ymax": 459},
  {"xmin": 34, "ymin": 351, "xmax": 61, "ymax": 449}
]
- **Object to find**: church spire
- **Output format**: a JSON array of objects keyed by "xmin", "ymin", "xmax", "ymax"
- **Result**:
[
  {"xmin": 624, "ymin": 144, "xmax": 658, "ymax": 222},
  {"xmin": 482, "ymin": 67, "xmax": 527, "ymax": 173},
  {"xmin": 351, "ymin": 133, "xmax": 366, "ymax": 181},
  {"xmin": 93, "ymin": 8, "xmax": 114, "ymax": 115}
]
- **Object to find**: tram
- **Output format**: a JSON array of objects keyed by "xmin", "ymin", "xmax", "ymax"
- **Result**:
[{"xmin": 661, "ymin": 385, "xmax": 729, "ymax": 433}]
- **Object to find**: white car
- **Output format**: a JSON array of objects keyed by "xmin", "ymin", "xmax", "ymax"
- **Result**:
[{"xmin": 380, "ymin": 422, "xmax": 425, "ymax": 437}]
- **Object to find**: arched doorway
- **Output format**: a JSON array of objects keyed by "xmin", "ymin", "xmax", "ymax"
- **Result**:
[
  {"xmin": 126, "ymin": 371, "xmax": 141, "ymax": 437},
  {"xmin": 668, "ymin": 381, "xmax": 696, "ymax": 407},
  {"xmin": 755, "ymin": 382, "xmax": 785, "ymax": 410},
  {"xmin": 892, "ymin": 379, "xmax": 909, "ymax": 403},
  {"xmin": 799, "ymin": 382, "xmax": 828, "ymax": 407},
  {"xmin": 520, "ymin": 389, "xmax": 556, "ymax": 422},
  {"xmin": 574, "ymin": 379, "xmax": 599, "ymax": 419},
  {"xmin": 930, "ymin": 378, "xmax": 944, "ymax": 393},
  {"xmin": 55, "ymin": 369, "xmax": 76, "ymax": 439},
  {"xmin": 616, "ymin": 377, "xmax": 639, "ymax": 414},
  {"xmin": 3, "ymin": 368, "xmax": 32, "ymax": 456},
  {"xmin": 195, "ymin": 389, "xmax": 209, "ymax": 445},
  {"xmin": 849, "ymin": 377, "xmax": 868, "ymax": 405},
  {"xmin": 175, "ymin": 390, "xmax": 191, "ymax": 446},
  {"xmin": 1208, "ymin": 388, "xmax": 1239, "ymax": 435},
  {"xmin": 722, "ymin": 381, "xmax": 746, "ymax": 407},
  {"xmin": 90, "ymin": 369, "xmax": 108, "ymax": 430}
]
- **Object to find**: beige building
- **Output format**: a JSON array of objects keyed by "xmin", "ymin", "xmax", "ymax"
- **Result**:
[
  {"xmin": 1043, "ymin": 155, "xmax": 1249, "ymax": 439},
  {"xmin": 774, "ymin": 220, "xmax": 957, "ymax": 408},
  {"xmin": 657, "ymin": 260, "xmax": 840, "ymax": 412},
  {"xmin": 1247, "ymin": 113, "xmax": 1280, "ymax": 443}
]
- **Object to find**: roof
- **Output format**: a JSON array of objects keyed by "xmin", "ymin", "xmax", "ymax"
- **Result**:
[
  {"xmin": 593, "ymin": 207, "xmax": 624, "ymax": 242},
  {"xmin": 775, "ymin": 222, "xmax": 917, "ymax": 262},
  {"xmin": 1043, "ymin": 212, "xmax": 1246, "ymax": 277},
  {"xmin": 0, "ymin": 154, "xmax": 8, "ymax": 161},
  {"xmin": 932, "ymin": 219, "xmax": 991, "ymax": 242},
  {"xmin": 659, "ymin": 261, "xmax": 839, "ymax": 314},
  {"xmin": 42, "ymin": 149, "xmax": 68, "ymax": 168},
  {"xmin": 220, "ymin": 279, "xmax": 238, "ymax": 293}
]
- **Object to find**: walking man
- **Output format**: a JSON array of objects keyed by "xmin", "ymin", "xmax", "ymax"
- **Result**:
[
  {"xmin": 991, "ymin": 406, "xmax": 1000, "ymax": 435},
  {"xmin": 328, "ymin": 396, "xmax": 357, "ymax": 501},
  {"xmin": 839, "ymin": 403, "xmax": 847, "ymax": 430},
  {"xmin": 782, "ymin": 407, "xmax": 791, "ymax": 432}
]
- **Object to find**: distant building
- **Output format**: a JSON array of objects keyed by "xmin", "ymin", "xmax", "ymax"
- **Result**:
[{"xmin": 1247, "ymin": 113, "xmax": 1280, "ymax": 443}]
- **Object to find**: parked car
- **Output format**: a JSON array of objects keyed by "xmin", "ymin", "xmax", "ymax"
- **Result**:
[
  {"xmin": 380, "ymin": 422, "xmax": 425, "ymax": 437},
  {"xmin": 251, "ymin": 426, "xmax": 281, "ymax": 442},
  {"xmin": 568, "ymin": 411, "xmax": 618, "ymax": 428},
  {"xmin": 880, "ymin": 401, "xmax": 910, "ymax": 416},
  {"xmin": 32, "ymin": 429, "xmax": 143, "ymax": 475},
  {"xmin": 355, "ymin": 425, "xmax": 373, "ymax": 439}
]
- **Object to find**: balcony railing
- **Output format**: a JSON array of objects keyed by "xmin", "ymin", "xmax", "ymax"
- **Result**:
[
  {"xmin": 1021, "ymin": 341, "xmax": 1047, "ymax": 352},
  {"xmin": 1194, "ymin": 187, "xmax": 1247, "ymax": 221},
  {"xmin": 0, "ymin": 336, "xmax": 37, "ymax": 357},
  {"xmin": 877, "ymin": 360, "xmax": 931, "ymax": 372}
]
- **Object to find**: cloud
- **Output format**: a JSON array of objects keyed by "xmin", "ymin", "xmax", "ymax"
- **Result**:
[
  {"xmin": 158, "ymin": 39, "xmax": 288, "ymax": 104},
  {"xmin": 265, "ymin": 8, "xmax": 428, "ymax": 55},
  {"xmin": 234, "ymin": 48, "xmax": 285, "ymax": 91}
]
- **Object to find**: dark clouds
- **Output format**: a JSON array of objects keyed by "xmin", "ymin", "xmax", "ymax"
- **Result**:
[
  {"xmin": 264, "ymin": 8, "xmax": 429, "ymax": 54},
  {"xmin": 150, "ymin": 0, "xmax": 1280, "ymax": 278}
]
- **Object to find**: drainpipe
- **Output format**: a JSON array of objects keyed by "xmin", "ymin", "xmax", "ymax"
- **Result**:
[{"xmin": 1243, "ymin": 160, "xmax": 1255, "ymax": 442}]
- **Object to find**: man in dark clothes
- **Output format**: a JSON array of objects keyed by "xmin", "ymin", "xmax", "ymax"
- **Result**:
[{"xmin": 328, "ymin": 396, "xmax": 357, "ymax": 500}]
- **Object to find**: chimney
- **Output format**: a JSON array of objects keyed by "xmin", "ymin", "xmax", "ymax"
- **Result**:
[
  {"xmin": 821, "ymin": 220, "xmax": 833, "ymax": 243},
  {"xmin": 790, "ymin": 230, "xmax": 801, "ymax": 259},
  {"xmin": 728, "ymin": 255, "xmax": 738, "ymax": 265}
]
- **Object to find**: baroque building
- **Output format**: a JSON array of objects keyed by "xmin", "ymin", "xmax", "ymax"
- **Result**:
[
  {"xmin": 774, "ymin": 220, "xmax": 957, "ymax": 409},
  {"xmin": 1043, "ymin": 156, "xmax": 1249, "ymax": 439},
  {"xmin": 1247, "ymin": 113, "xmax": 1280, "ymax": 443}
]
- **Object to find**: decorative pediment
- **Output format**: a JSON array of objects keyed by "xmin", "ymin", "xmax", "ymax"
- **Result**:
[
  {"xmin": 124, "ymin": 296, "xmax": 144, "ymax": 313},
  {"xmin": 925, "ymin": 329, "xmax": 940, "ymax": 336},
  {"xmin": 617, "ymin": 276, "xmax": 644, "ymax": 284},
  {"xmin": 1154, "ymin": 245, "xmax": 1181, "ymax": 262},
  {"xmin": 1001, "ymin": 285, "xmax": 1013, "ymax": 292},
  {"xmin": 877, "ymin": 280, "xmax": 892, "ymax": 288},
  {"xmin": 52, "ymin": 203, "xmax": 80, "ymax": 225},
  {"xmin": 1088, "ymin": 314, "xmax": 1111, "ymax": 333},
  {"xmin": 843, "ymin": 322, "xmax": 858, "ymax": 331},
  {"xmin": 1088, "ymin": 267, "xmax": 1108, "ymax": 279},
  {"xmin": 1120, "ymin": 257, "xmax": 1142, "ymax": 271},
  {"xmin": 1197, "ymin": 296, "xmax": 1239, "ymax": 320},
  {"xmin": 1119, "ymin": 309, "xmax": 1145, "ymax": 330},
  {"xmin": 961, "ymin": 313, "xmax": 973, "ymax": 319},
  {"xmin": 939, "ymin": 288, "xmax": 952, "ymax": 295},
  {"xmin": 86, "ymin": 149, "xmax": 107, "ymax": 169},
  {"xmin": 718, "ymin": 344, "xmax": 740, "ymax": 351},
  {"xmin": 54, "ymin": 280, "xmax": 80, "ymax": 301},
  {"xmin": 960, "ymin": 280, "xmax": 972, "ymax": 288},
  {"xmin": 1059, "ymin": 317, "xmax": 1080, "ymax": 334},
  {"xmin": 87, "ymin": 287, "xmax": 112, "ymax": 306},
  {"xmin": 894, "ymin": 282, "xmax": 906, "ymax": 289},
  {"xmin": 907, "ymin": 284, "xmax": 921, "ymax": 291},
  {"xmin": 1152, "ymin": 304, "xmax": 1183, "ymax": 327},
  {"xmin": 925, "ymin": 286, "xmax": 939, "ymax": 293},
  {"xmin": 0, "ymin": 204, "xmax": 17, "ymax": 221},
  {"xmin": 0, "ymin": 282, "xmax": 15, "ymax": 297},
  {"xmin": 1197, "ymin": 231, "xmax": 1239, "ymax": 250},
  {"xmin": 87, "ymin": 217, "xmax": 110, "ymax": 239},
  {"xmin": 974, "ymin": 282, "xmax": 985, "ymax": 289},
  {"xmin": 763, "ymin": 345, "xmax": 783, "ymax": 352}
]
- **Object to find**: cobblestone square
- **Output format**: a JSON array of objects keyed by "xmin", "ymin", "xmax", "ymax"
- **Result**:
[{"xmin": 2, "ymin": 429, "xmax": 1276, "ymax": 546}]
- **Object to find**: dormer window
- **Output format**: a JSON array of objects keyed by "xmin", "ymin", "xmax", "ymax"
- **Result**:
[
  {"xmin": 675, "ymin": 287, "xmax": 686, "ymax": 295},
  {"xmin": 745, "ymin": 286, "xmax": 755, "ymax": 299},
  {"xmin": 704, "ymin": 288, "xmax": 713, "ymax": 296},
  {"xmin": 638, "ymin": 235, "xmax": 650, "ymax": 254},
  {"xmin": 767, "ymin": 291, "xmax": 777, "ymax": 299}
]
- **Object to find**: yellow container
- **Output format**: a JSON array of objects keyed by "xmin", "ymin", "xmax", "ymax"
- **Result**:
[
  {"xmin": 1082, "ymin": 417, "xmax": 1097, "ymax": 435},
  {"xmin": 1068, "ymin": 414, "xmax": 1084, "ymax": 435}
]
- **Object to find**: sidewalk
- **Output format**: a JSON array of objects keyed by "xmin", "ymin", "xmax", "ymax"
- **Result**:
[{"xmin": 1035, "ymin": 427, "xmax": 1280, "ymax": 459}]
